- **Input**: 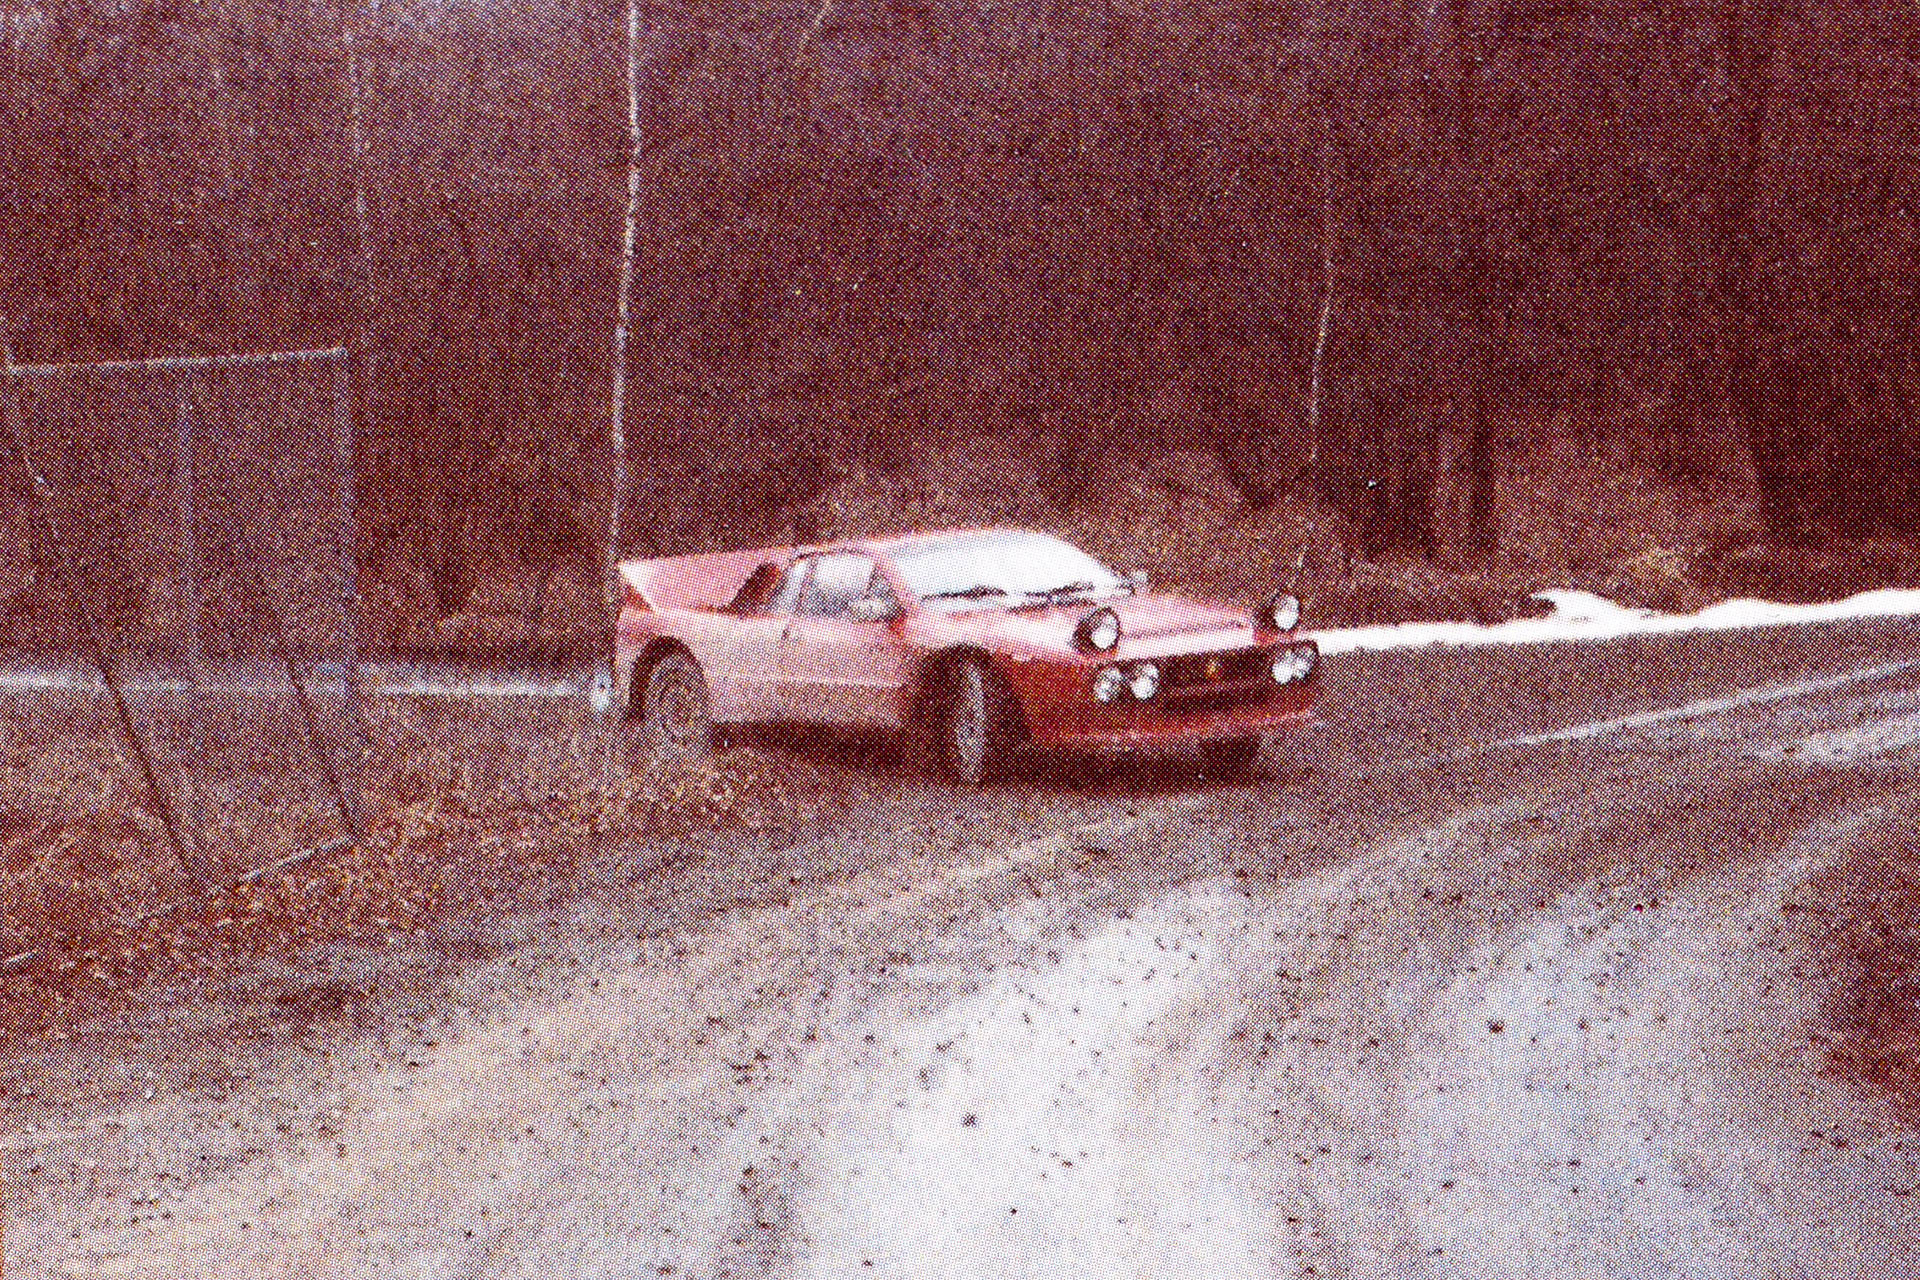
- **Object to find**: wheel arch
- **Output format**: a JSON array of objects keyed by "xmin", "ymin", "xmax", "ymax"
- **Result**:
[
  {"xmin": 910, "ymin": 645, "xmax": 1031, "ymax": 744},
  {"xmin": 625, "ymin": 636, "xmax": 695, "ymax": 719}
]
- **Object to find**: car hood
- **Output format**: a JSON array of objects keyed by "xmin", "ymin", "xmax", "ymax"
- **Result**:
[{"xmin": 942, "ymin": 592, "xmax": 1260, "ymax": 656}]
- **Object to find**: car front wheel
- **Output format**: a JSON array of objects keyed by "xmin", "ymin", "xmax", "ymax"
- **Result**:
[
  {"xmin": 934, "ymin": 656, "xmax": 1016, "ymax": 785},
  {"xmin": 639, "ymin": 649, "xmax": 712, "ymax": 766}
]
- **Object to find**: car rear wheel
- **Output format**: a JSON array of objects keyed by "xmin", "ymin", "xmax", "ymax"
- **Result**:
[
  {"xmin": 934, "ymin": 656, "xmax": 1016, "ymax": 785},
  {"xmin": 639, "ymin": 650, "xmax": 712, "ymax": 766},
  {"xmin": 1199, "ymin": 735, "xmax": 1264, "ymax": 781}
]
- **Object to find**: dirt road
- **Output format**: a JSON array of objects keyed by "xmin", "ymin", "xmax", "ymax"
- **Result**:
[{"xmin": 8, "ymin": 619, "xmax": 1920, "ymax": 1277}]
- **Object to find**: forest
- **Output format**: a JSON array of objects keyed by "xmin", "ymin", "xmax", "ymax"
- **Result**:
[{"xmin": 2, "ymin": 0, "xmax": 1917, "ymax": 650}]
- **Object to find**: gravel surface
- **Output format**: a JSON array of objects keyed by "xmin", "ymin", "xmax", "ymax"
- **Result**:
[{"xmin": 6, "ymin": 617, "xmax": 1920, "ymax": 1277}]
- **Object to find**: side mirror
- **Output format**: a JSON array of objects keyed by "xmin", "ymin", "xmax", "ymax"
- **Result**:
[{"xmin": 847, "ymin": 594, "xmax": 900, "ymax": 624}]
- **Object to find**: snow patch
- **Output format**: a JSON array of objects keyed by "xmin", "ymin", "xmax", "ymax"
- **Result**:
[
  {"xmin": 0, "ymin": 659, "xmax": 582, "ymax": 700},
  {"xmin": 1317, "ymin": 588, "xmax": 1920, "ymax": 656},
  {"xmin": 1770, "ymin": 705, "xmax": 1920, "ymax": 766}
]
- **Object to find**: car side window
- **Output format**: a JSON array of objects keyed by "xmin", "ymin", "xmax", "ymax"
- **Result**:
[
  {"xmin": 795, "ymin": 553, "xmax": 877, "ymax": 619},
  {"xmin": 766, "ymin": 559, "xmax": 810, "ymax": 616}
]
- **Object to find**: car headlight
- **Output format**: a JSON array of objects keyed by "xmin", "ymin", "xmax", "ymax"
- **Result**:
[
  {"xmin": 1261, "ymin": 592, "xmax": 1301, "ymax": 632},
  {"xmin": 1092, "ymin": 665, "xmax": 1127, "ymax": 703},
  {"xmin": 1128, "ymin": 661, "xmax": 1160, "ymax": 701},
  {"xmin": 1270, "ymin": 644, "xmax": 1319, "ymax": 684},
  {"xmin": 1074, "ymin": 606, "xmax": 1122, "ymax": 653}
]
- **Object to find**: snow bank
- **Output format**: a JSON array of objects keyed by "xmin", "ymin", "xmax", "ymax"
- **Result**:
[{"xmin": 1317, "ymin": 587, "xmax": 1920, "ymax": 656}]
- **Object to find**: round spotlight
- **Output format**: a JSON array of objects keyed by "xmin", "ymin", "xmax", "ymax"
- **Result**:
[
  {"xmin": 1262, "ymin": 592, "xmax": 1302, "ymax": 632},
  {"xmin": 1075, "ymin": 607, "xmax": 1122, "ymax": 653},
  {"xmin": 1128, "ymin": 661, "xmax": 1161, "ymax": 701},
  {"xmin": 1092, "ymin": 665, "xmax": 1127, "ymax": 704}
]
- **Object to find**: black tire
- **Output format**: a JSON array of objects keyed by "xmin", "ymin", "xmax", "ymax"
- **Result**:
[
  {"xmin": 638, "ymin": 649, "xmax": 712, "ymax": 766},
  {"xmin": 1199, "ymin": 735, "xmax": 1264, "ymax": 781},
  {"xmin": 930, "ymin": 655, "xmax": 1018, "ymax": 785}
]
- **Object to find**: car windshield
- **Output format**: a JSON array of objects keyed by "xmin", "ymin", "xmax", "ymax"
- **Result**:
[{"xmin": 890, "ymin": 531, "xmax": 1130, "ymax": 609}]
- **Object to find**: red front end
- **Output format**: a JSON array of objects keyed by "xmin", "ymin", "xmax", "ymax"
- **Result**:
[{"xmin": 996, "ymin": 640, "xmax": 1320, "ymax": 750}]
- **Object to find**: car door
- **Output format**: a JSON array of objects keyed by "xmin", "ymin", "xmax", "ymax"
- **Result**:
[
  {"xmin": 774, "ymin": 552, "xmax": 913, "ymax": 727},
  {"xmin": 701, "ymin": 558, "xmax": 807, "ymax": 722}
]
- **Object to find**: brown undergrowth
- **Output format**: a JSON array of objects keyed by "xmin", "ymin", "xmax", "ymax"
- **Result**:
[{"xmin": 0, "ymin": 695, "xmax": 848, "ymax": 1045}]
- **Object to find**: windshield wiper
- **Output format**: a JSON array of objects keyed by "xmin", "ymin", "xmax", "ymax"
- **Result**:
[
  {"xmin": 1036, "ymin": 580, "xmax": 1104, "ymax": 603},
  {"xmin": 920, "ymin": 584, "xmax": 1018, "ymax": 602}
]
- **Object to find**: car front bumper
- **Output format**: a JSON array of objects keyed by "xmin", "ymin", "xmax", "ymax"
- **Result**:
[{"xmin": 1002, "ymin": 657, "xmax": 1320, "ymax": 749}]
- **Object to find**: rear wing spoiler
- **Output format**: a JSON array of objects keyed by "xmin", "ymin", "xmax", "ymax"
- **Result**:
[{"xmin": 618, "ymin": 546, "xmax": 794, "ymax": 613}]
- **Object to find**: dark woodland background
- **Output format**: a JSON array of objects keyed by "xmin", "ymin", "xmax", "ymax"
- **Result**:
[{"xmin": 3, "ymin": 0, "xmax": 1918, "ymax": 650}]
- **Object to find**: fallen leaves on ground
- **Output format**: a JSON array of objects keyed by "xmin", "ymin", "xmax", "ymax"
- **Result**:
[{"xmin": 0, "ymin": 696, "xmax": 842, "ymax": 1044}]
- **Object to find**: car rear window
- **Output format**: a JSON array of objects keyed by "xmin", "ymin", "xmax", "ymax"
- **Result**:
[{"xmin": 725, "ymin": 562, "xmax": 781, "ymax": 613}]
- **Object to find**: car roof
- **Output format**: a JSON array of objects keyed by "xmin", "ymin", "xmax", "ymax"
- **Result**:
[{"xmin": 830, "ymin": 526, "xmax": 1042, "ymax": 558}]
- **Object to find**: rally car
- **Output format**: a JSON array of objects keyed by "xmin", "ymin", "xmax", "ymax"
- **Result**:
[{"xmin": 614, "ymin": 527, "xmax": 1319, "ymax": 783}]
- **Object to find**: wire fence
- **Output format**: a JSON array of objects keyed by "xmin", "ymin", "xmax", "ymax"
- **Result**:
[{"xmin": 1, "ymin": 347, "xmax": 367, "ymax": 882}]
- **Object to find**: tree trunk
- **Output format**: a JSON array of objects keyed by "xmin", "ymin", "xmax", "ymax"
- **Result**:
[
  {"xmin": 1431, "ymin": 0, "xmax": 1500, "ymax": 559},
  {"xmin": 1464, "ymin": 323, "xmax": 1499, "ymax": 557},
  {"xmin": 1711, "ymin": 0, "xmax": 1785, "ymax": 532}
]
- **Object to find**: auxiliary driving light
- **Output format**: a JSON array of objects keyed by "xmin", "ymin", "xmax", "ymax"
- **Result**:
[
  {"xmin": 1128, "ymin": 661, "xmax": 1161, "ymax": 701},
  {"xmin": 1270, "ymin": 644, "xmax": 1319, "ymax": 685},
  {"xmin": 1092, "ymin": 665, "xmax": 1128, "ymax": 703}
]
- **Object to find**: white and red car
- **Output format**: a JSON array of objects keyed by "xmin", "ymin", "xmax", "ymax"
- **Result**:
[{"xmin": 615, "ymin": 528, "xmax": 1320, "ymax": 782}]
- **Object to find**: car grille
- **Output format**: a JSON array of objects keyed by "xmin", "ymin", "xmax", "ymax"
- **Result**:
[
  {"xmin": 1159, "ymin": 648, "xmax": 1273, "ymax": 712},
  {"xmin": 1163, "ymin": 647, "xmax": 1270, "ymax": 690}
]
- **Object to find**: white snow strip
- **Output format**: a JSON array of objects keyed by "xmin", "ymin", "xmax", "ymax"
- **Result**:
[
  {"xmin": 0, "ymin": 664, "xmax": 582, "ymax": 700},
  {"xmin": 1317, "ymin": 587, "xmax": 1920, "ymax": 655},
  {"xmin": 371, "ymin": 674, "xmax": 580, "ymax": 699}
]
